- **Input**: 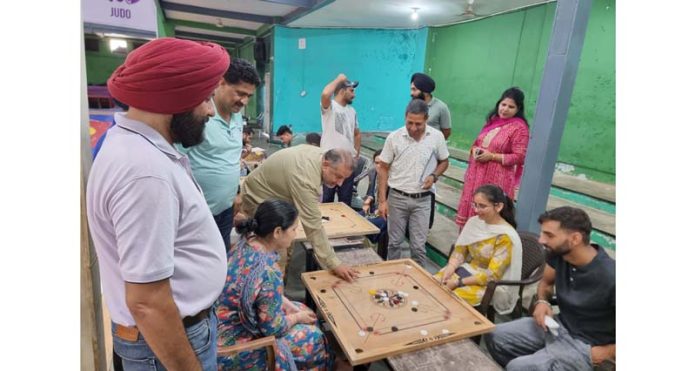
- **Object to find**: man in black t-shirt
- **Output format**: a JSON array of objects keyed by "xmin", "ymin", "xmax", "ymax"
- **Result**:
[{"xmin": 485, "ymin": 207, "xmax": 615, "ymax": 370}]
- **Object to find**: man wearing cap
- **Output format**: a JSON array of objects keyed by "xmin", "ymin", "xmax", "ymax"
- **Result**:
[
  {"xmin": 86, "ymin": 38, "xmax": 229, "ymax": 370},
  {"xmin": 411, "ymin": 72, "xmax": 452, "ymax": 140},
  {"xmin": 175, "ymin": 58, "xmax": 261, "ymax": 252},
  {"xmin": 320, "ymin": 73, "xmax": 362, "ymax": 206}
]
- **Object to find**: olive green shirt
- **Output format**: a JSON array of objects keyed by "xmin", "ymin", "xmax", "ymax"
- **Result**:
[{"xmin": 239, "ymin": 144, "xmax": 341, "ymax": 269}]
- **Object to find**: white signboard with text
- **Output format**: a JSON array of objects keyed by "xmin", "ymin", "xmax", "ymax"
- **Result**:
[{"xmin": 82, "ymin": 0, "xmax": 157, "ymax": 34}]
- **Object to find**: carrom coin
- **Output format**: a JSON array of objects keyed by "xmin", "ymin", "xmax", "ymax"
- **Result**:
[{"xmin": 370, "ymin": 289, "xmax": 407, "ymax": 308}]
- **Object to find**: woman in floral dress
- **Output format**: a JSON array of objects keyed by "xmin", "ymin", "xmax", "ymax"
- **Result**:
[{"xmin": 216, "ymin": 199, "xmax": 334, "ymax": 370}]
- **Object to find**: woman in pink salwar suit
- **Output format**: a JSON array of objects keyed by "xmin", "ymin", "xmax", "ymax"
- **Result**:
[{"xmin": 456, "ymin": 87, "xmax": 530, "ymax": 228}]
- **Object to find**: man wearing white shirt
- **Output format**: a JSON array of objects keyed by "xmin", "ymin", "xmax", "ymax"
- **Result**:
[
  {"xmin": 320, "ymin": 73, "xmax": 362, "ymax": 205},
  {"xmin": 377, "ymin": 99, "xmax": 450, "ymax": 267}
]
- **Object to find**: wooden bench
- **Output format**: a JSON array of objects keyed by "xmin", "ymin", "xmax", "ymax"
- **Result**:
[
  {"xmin": 366, "ymin": 133, "xmax": 616, "ymax": 203},
  {"xmin": 360, "ymin": 135, "xmax": 616, "ymax": 237}
]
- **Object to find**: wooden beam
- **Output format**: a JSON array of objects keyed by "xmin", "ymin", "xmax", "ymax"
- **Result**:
[
  {"xmin": 259, "ymin": 0, "xmax": 313, "ymax": 7},
  {"xmin": 161, "ymin": 1, "xmax": 279, "ymax": 24},
  {"xmin": 281, "ymin": 0, "xmax": 335, "ymax": 25},
  {"xmin": 80, "ymin": 30, "xmax": 107, "ymax": 371},
  {"xmin": 175, "ymin": 30, "xmax": 245, "ymax": 44},
  {"xmin": 169, "ymin": 19, "xmax": 256, "ymax": 36}
]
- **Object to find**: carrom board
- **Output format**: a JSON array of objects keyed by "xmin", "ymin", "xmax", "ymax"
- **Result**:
[
  {"xmin": 301, "ymin": 259, "xmax": 495, "ymax": 365},
  {"xmin": 294, "ymin": 202, "xmax": 380, "ymax": 241}
]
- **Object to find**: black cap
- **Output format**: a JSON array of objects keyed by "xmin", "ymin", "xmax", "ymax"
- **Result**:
[{"xmin": 342, "ymin": 80, "xmax": 359, "ymax": 89}]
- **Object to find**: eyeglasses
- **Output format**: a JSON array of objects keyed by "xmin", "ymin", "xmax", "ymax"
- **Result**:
[
  {"xmin": 471, "ymin": 201, "xmax": 493, "ymax": 210},
  {"xmin": 471, "ymin": 202, "xmax": 493, "ymax": 210}
]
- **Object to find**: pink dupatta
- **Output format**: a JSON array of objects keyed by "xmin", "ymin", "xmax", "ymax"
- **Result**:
[{"xmin": 475, "ymin": 116, "xmax": 525, "ymax": 144}]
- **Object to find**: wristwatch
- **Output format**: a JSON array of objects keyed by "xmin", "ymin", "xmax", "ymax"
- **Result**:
[{"xmin": 430, "ymin": 173, "xmax": 439, "ymax": 182}]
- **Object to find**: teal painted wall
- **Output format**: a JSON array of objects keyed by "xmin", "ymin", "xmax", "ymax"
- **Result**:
[
  {"xmin": 273, "ymin": 26, "xmax": 428, "ymax": 133},
  {"xmin": 425, "ymin": 0, "xmax": 615, "ymax": 182}
]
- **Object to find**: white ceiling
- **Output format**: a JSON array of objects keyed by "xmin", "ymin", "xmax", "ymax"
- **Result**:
[
  {"xmin": 289, "ymin": 0, "xmax": 555, "ymax": 28},
  {"xmin": 154, "ymin": 0, "xmax": 556, "ymax": 47}
]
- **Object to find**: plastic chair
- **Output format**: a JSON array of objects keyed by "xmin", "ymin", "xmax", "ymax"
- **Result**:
[{"xmin": 446, "ymin": 231, "xmax": 546, "ymax": 322}]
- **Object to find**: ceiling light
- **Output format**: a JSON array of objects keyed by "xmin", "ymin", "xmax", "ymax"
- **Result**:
[
  {"xmin": 216, "ymin": 18, "xmax": 224, "ymax": 28},
  {"xmin": 109, "ymin": 38, "xmax": 128, "ymax": 52},
  {"xmin": 410, "ymin": 8, "xmax": 419, "ymax": 21}
]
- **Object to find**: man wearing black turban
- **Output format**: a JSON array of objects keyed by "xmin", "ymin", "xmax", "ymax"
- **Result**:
[{"xmin": 410, "ymin": 72, "xmax": 452, "ymax": 140}]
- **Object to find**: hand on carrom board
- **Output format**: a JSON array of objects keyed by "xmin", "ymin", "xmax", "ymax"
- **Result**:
[
  {"xmin": 331, "ymin": 264, "xmax": 360, "ymax": 282},
  {"xmin": 439, "ymin": 264, "xmax": 456, "ymax": 284}
]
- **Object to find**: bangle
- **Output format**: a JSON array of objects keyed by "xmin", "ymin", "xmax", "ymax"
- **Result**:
[
  {"xmin": 535, "ymin": 299, "xmax": 553, "ymax": 309},
  {"xmin": 430, "ymin": 173, "xmax": 439, "ymax": 182}
]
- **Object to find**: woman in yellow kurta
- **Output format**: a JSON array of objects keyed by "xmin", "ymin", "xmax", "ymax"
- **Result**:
[{"xmin": 435, "ymin": 184, "xmax": 523, "ymax": 315}]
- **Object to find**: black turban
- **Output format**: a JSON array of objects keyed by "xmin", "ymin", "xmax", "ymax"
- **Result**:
[{"xmin": 411, "ymin": 73, "xmax": 436, "ymax": 94}]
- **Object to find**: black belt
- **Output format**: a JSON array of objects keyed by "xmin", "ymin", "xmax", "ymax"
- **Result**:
[
  {"xmin": 391, "ymin": 188, "xmax": 432, "ymax": 199},
  {"xmin": 182, "ymin": 306, "xmax": 212, "ymax": 327}
]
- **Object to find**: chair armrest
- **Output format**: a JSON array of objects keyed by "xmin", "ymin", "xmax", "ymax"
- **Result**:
[
  {"xmin": 494, "ymin": 276, "xmax": 543, "ymax": 287},
  {"xmin": 477, "ymin": 268, "xmax": 545, "ymax": 317},
  {"xmin": 218, "ymin": 335, "xmax": 278, "ymax": 357},
  {"xmin": 218, "ymin": 336, "xmax": 278, "ymax": 370}
]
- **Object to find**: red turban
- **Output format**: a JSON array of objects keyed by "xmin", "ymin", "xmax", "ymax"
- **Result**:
[{"xmin": 107, "ymin": 37, "xmax": 230, "ymax": 114}]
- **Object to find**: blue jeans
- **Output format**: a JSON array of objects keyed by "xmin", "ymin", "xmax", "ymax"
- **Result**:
[
  {"xmin": 322, "ymin": 170, "xmax": 356, "ymax": 206},
  {"xmin": 357, "ymin": 210, "xmax": 387, "ymax": 244},
  {"xmin": 112, "ymin": 309, "xmax": 218, "ymax": 371},
  {"xmin": 484, "ymin": 317, "xmax": 593, "ymax": 371},
  {"xmin": 213, "ymin": 206, "xmax": 234, "ymax": 252}
]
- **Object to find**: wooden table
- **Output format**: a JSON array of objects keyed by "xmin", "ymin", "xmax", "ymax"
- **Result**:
[
  {"xmin": 302, "ymin": 259, "xmax": 495, "ymax": 366},
  {"xmin": 294, "ymin": 202, "xmax": 380, "ymax": 241}
]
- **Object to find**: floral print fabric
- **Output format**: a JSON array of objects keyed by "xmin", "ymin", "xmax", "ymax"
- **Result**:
[{"xmin": 216, "ymin": 239, "xmax": 333, "ymax": 370}]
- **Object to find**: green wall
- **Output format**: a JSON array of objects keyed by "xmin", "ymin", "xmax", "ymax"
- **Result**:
[
  {"xmin": 238, "ymin": 41, "xmax": 259, "ymax": 119},
  {"xmin": 425, "ymin": 0, "xmax": 615, "ymax": 182},
  {"xmin": 85, "ymin": 37, "xmax": 127, "ymax": 85}
]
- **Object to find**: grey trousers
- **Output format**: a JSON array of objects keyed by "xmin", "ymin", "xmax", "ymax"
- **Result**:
[
  {"xmin": 484, "ymin": 317, "xmax": 593, "ymax": 371},
  {"xmin": 386, "ymin": 190, "xmax": 431, "ymax": 267}
]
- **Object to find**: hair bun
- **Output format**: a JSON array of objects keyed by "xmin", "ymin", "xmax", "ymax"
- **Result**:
[{"xmin": 235, "ymin": 217, "xmax": 259, "ymax": 235}]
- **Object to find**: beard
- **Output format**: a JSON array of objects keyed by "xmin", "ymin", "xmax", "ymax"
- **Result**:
[
  {"xmin": 411, "ymin": 92, "xmax": 426, "ymax": 100},
  {"xmin": 545, "ymin": 241, "xmax": 572, "ymax": 257},
  {"xmin": 170, "ymin": 110, "xmax": 209, "ymax": 148}
]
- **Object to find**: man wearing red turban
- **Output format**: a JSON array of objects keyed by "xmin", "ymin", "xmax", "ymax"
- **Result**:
[{"xmin": 87, "ymin": 38, "xmax": 230, "ymax": 371}]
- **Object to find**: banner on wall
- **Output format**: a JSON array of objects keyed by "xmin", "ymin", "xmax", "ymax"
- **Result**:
[{"xmin": 82, "ymin": 0, "xmax": 157, "ymax": 37}]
